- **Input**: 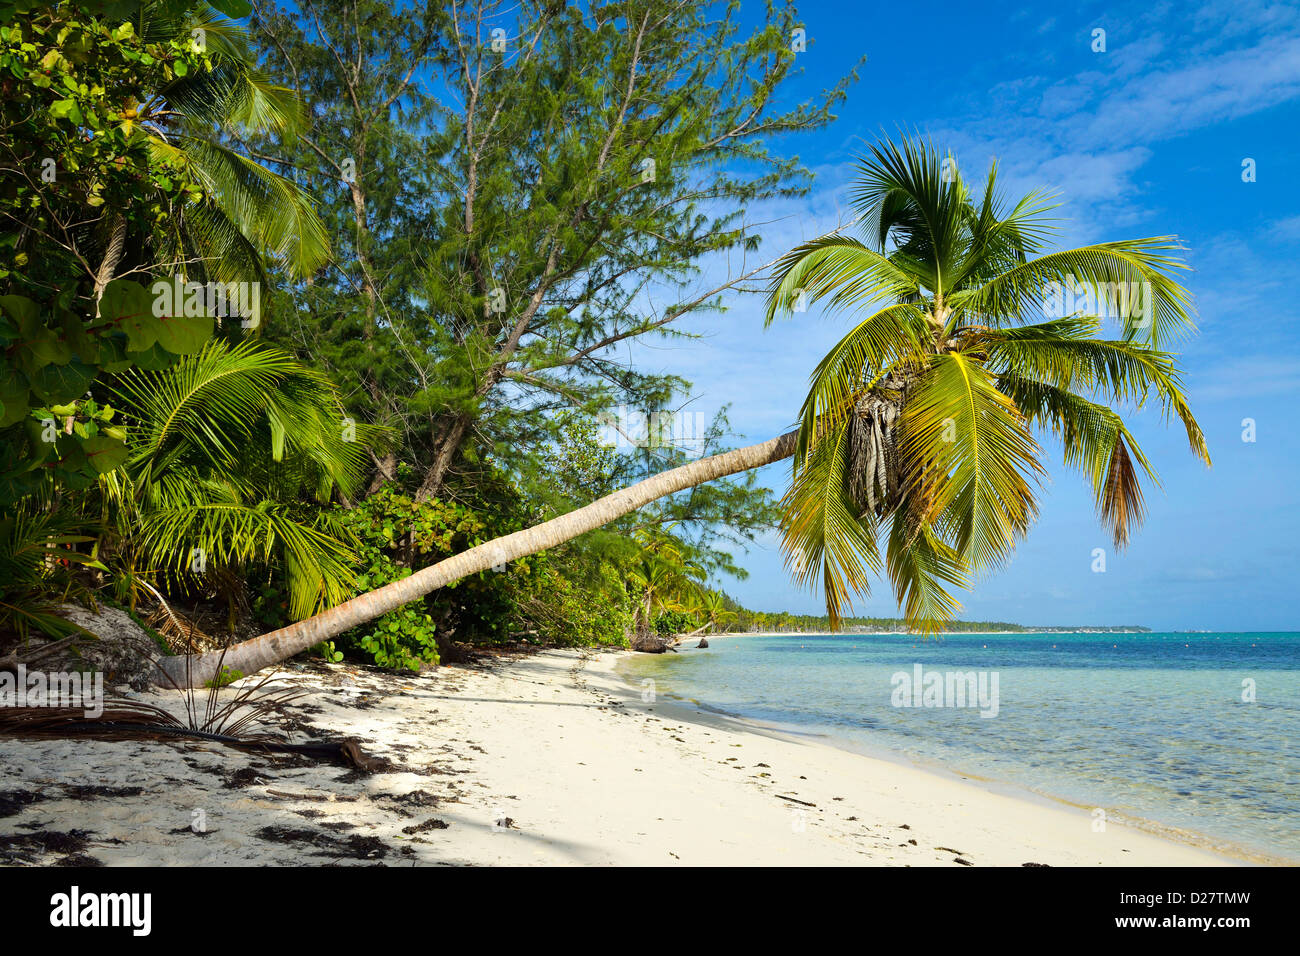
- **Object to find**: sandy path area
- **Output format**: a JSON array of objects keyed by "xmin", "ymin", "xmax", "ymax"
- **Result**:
[{"xmin": 0, "ymin": 649, "xmax": 1242, "ymax": 866}]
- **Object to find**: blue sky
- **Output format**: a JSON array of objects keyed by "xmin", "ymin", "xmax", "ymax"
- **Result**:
[{"xmin": 624, "ymin": 0, "xmax": 1300, "ymax": 630}]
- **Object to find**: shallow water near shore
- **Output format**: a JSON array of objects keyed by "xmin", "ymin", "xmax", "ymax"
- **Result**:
[{"xmin": 618, "ymin": 631, "xmax": 1300, "ymax": 862}]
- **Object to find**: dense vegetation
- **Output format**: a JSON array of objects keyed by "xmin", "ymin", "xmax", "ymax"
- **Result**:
[{"xmin": 0, "ymin": 0, "xmax": 847, "ymax": 670}]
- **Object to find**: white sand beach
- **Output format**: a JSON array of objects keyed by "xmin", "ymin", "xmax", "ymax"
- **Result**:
[{"xmin": 0, "ymin": 649, "xmax": 1246, "ymax": 866}]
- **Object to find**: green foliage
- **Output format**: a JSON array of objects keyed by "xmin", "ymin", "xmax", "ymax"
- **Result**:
[
  {"xmin": 332, "ymin": 487, "xmax": 499, "ymax": 671},
  {"xmin": 203, "ymin": 665, "xmax": 242, "ymax": 688},
  {"xmin": 508, "ymin": 559, "xmax": 633, "ymax": 649},
  {"xmin": 103, "ymin": 339, "xmax": 367, "ymax": 622},
  {"xmin": 0, "ymin": 279, "xmax": 216, "ymax": 500},
  {"xmin": 1, "ymin": 1, "xmax": 328, "ymax": 505},
  {"xmin": 653, "ymin": 610, "xmax": 694, "ymax": 639},
  {"xmin": 311, "ymin": 639, "xmax": 342, "ymax": 664},
  {"xmin": 253, "ymin": 0, "xmax": 857, "ymax": 505},
  {"xmin": 0, "ymin": 504, "xmax": 100, "ymax": 639}
]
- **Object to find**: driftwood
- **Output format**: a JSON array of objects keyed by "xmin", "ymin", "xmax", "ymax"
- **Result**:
[
  {"xmin": 630, "ymin": 631, "xmax": 678, "ymax": 654},
  {"xmin": 0, "ymin": 635, "xmax": 82, "ymax": 673}
]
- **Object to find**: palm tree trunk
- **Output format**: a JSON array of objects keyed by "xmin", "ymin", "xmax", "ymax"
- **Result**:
[{"xmin": 155, "ymin": 431, "xmax": 798, "ymax": 686}]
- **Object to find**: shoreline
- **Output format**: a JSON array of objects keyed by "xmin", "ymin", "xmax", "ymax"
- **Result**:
[
  {"xmin": 0, "ymin": 647, "xmax": 1266, "ymax": 866},
  {"xmin": 613, "ymin": 642, "xmax": 1282, "ymax": 865}
]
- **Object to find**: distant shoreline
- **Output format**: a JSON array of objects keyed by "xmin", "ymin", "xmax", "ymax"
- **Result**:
[{"xmin": 707, "ymin": 629, "xmax": 1153, "ymax": 638}]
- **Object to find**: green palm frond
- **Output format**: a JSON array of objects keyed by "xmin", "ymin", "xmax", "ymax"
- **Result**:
[
  {"xmin": 780, "ymin": 415, "xmax": 883, "ymax": 625},
  {"xmin": 151, "ymin": 138, "xmax": 329, "ymax": 280},
  {"xmin": 131, "ymin": 4, "xmax": 328, "ymax": 285},
  {"xmin": 997, "ymin": 374, "xmax": 1156, "ymax": 548},
  {"xmin": 164, "ymin": 195, "xmax": 272, "ymax": 289},
  {"xmin": 0, "ymin": 508, "xmax": 98, "ymax": 639},
  {"xmin": 765, "ymin": 235, "xmax": 921, "ymax": 326},
  {"xmin": 898, "ymin": 352, "xmax": 1043, "ymax": 571},
  {"xmin": 985, "ymin": 318, "xmax": 1209, "ymax": 465},
  {"xmin": 849, "ymin": 134, "xmax": 974, "ymax": 290},
  {"xmin": 950, "ymin": 239, "xmax": 1196, "ymax": 346},
  {"xmin": 138, "ymin": 502, "xmax": 356, "ymax": 620},
  {"xmin": 885, "ymin": 512, "xmax": 967, "ymax": 633},
  {"xmin": 950, "ymin": 163, "xmax": 1058, "ymax": 288},
  {"xmin": 115, "ymin": 340, "xmax": 301, "ymax": 483},
  {"xmin": 114, "ymin": 340, "xmax": 365, "ymax": 499},
  {"xmin": 107, "ymin": 341, "xmax": 370, "ymax": 621}
]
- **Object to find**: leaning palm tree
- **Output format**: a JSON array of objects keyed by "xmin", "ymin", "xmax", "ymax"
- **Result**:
[
  {"xmin": 764, "ymin": 135, "xmax": 1208, "ymax": 627},
  {"xmin": 156, "ymin": 135, "xmax": 1208, "ymax": 684}
]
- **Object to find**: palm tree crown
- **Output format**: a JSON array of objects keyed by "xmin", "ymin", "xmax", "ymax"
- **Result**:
[{"xmin": 765, "ymin": 135, "xmax": 1210, "ymax": 629}]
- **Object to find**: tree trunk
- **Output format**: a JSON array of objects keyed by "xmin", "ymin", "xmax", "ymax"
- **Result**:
[
  {"xmin": 155, "ymin": 430, "xmax": 798, "ymax": 687},
  {"xmin": 415, "ymin": 413, "xmax": 470, "ymax": 501}
]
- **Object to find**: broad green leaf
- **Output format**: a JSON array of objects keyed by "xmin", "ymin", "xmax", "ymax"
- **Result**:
[
  {"xmin": 48, "ymin": 98, "xmax": 83, "ymax": 125},
  {"xmin": 99, "ymin": 279, "xmax": 160, "ymax": 351},
  {"xmin": 0, "ymin": 369, "xmax": 29, "ymax": 427},
  {"xmin": 125, "ymin": 341, "xmax": 175, "ymax": 370},
  {"xmin": 0, "ymin": 294, "xmax": 39, "ymax": 334},
  {"xmin": 31, "ymin": 357, "xmax": 95, "ymax": 403},
  {"xmin": 155, "ymin": 311, "xmax": 214, "ymax": 355},
  {"xmin": 79, "ymin": 435, "xmax": 129, "ymax": 474}
]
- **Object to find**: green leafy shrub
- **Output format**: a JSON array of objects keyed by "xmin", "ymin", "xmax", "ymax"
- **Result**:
[
  {"xmin": 203, "ymin": 665, "xmax": 243, "ymax": 688},
  {"xmin": 653, "ymin": 610, "xmax": 695, "ymax": 638},
  {"xmin": 333, "ymin": 486, "xmax": 530, "ymax": 671}
]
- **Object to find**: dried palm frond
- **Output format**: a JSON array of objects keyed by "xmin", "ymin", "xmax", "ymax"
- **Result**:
[
  {"xmin": 139, "ymin": 582, "xmax": 215, "ymax": 654},
  {"xmin": 2, "ymin": 621, "xmax": 386, "ymax": 770},
  {"xmin": 845, "ymin": 373, "xmax": 912, "ymax": 519},
  {"xmin": 0, "ymin": 703, "xmax": 381, "ymax": 767}
]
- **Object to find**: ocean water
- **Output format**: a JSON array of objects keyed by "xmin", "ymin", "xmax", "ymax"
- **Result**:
[{"xmin": 617, "ymin": 632, "xmax": 1300, "ymax": 862}]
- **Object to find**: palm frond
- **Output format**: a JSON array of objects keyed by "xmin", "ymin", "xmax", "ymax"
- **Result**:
[
  {"xmin": 885, "ymin": 511, "xmax": 967, "ymax": 633},
  {"xmin": 764, "ymin": 235, "xmax": 921, "ymax": 326},
  {"xmin": 986, "ymin": 318, "xmax": 1210, "ymax": 466},
  {"xmin": 150, "ymin": 138, "xmax": 329, "ymax": 280},
  {"xmin": 779, "ymin": 416, "xmax": 883, "ymax": 626},
  {"xmin": 950, "ymin": 239, "xmax": 1196, "ymax": 346},
  {"xmin": 998, "ymin": 374, "xmax": 1156, "ymax": 548},
  {"xmin": 899, "ymin": 352, "xmax": 1044, "ymax": 571},
  {"xmin": 138, "ymin": 502, "xmax": 356, "ymax": 620}
]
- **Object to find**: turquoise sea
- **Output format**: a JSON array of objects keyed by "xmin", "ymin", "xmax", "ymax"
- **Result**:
[{"xmin": 617, "ymin": 632, "xmax": 1300, "ymax": 862}]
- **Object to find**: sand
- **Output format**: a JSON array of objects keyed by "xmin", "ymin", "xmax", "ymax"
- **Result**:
[{"xmin": 0, "ymin": 648, "xmax": 1245, "ymax": 866}]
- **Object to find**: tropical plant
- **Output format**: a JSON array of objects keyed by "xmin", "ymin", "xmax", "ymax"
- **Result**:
[
  {"xmin": 252, "ymin": 0, "xmax": 856, "ymax": 502},
  {"xmin": 102, "ymin": 338, "xmax": 369, "ymax": 627},
  {"xmin": 763, "ymin": 135, "xmax": 1209, "ymax": 628},
  {"xmin": 625, "ymin": 528, "xmax": 705, "ymax": 636},
  {"xmin": 698, "ymin": 590, "xmax": 737, "ymax": 634},
  {"xmin": 3, "ymin": 1, "xmax": 327, "ymax": 297},
  {"xmin": 0, "ymin": 504, "xmax": 99, "ymax": 640}
]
